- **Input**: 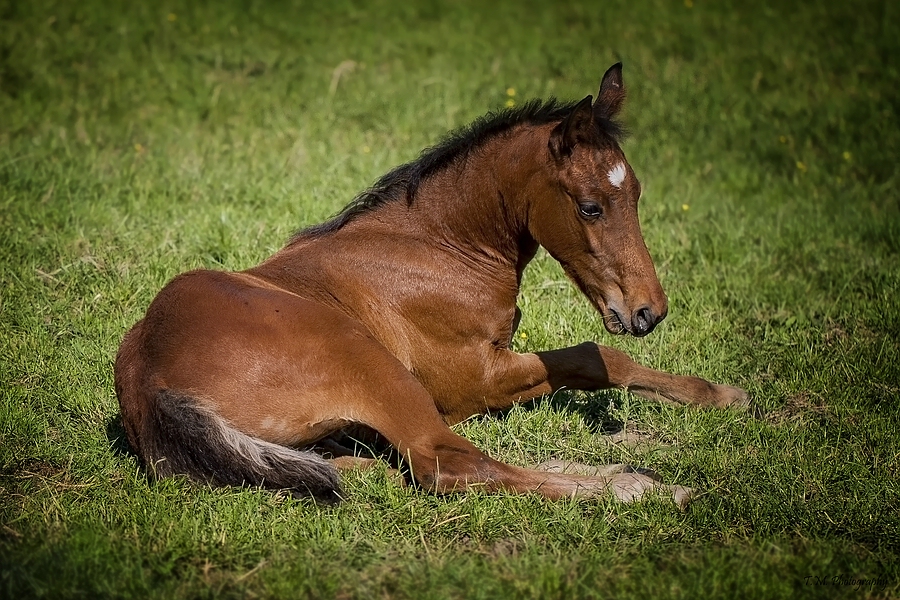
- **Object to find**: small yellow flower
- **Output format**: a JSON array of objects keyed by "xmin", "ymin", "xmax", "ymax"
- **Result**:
[
  {"xmin": 519, "ymin": 332, "xmax": 528, "ymax": 340},
  {"xmin": 362, "ymin": 145, "xmax": 371, "ymax": 154},
  {"xmin": 167, "ymin": 13, "xmax": 177, "ymax": 22},
  {"xmin": 505, "ymin": 99, "xmax": 515, "ymax": 108},
  {"xmin": 682, "ymin": 203, "xmax": 690, "ymax": 211},
  {"xmin": 506, "ymin": 87, "xmax": 516, "ymax": 97},
  {"xmin": 796, "ymin": 161, "xmax": 807, "ymax": 172},
  {"xmin": 842, "ymin": 151, "xmax": 851, "ymax": 161}
]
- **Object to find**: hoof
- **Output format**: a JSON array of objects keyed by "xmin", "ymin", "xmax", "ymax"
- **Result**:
[
  {"xmin": 715, "ymin": 384, "xmax": 751, "ymax": 409},
  {"xmin": 607, "ymin": 473, "xmax": 696, "ymax": 509},
  {"xmin": 537, "ymin": 459, "xmax": 624, "ymax": 476},
  {"xmin": 535, "ymin": 460, "xmax": 661, "ymax": 480},
  {"xmin": 670, "ymin": 485, "xmax": 695, "ymax": 510},
  {"xmin": 535, "ymin": 460, "xmax": 694, "ymax": 508}
]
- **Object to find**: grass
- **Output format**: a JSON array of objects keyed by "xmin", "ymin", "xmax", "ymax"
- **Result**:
[{"xmin": 1, "ymin": 0, "xmax": 899, "ymax": 597}]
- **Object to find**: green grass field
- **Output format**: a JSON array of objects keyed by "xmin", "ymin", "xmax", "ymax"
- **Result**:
[{"xmin": 2, "ymin": 0, "xmax": 899, "ymax": 597}]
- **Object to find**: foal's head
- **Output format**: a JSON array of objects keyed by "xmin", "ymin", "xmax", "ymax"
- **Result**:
[{"xmin": 531, "ymin": 64, "xmax": 666, "ymax": 337}]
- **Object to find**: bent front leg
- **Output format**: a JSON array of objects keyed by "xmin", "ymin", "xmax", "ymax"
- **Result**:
[{"xmin": 479, "ymin": 342, "xmax": 748, "ymax": 415}]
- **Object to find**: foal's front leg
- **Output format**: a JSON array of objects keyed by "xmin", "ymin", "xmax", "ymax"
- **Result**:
[{"xmin": 482, "ymin": 342, "xmax": 748, "ymax": 413}]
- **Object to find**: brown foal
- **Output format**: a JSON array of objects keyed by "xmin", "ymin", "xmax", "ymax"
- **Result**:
[{"xmin": 115, "ymin": 64, "xmax": 747, "ymax": 507}]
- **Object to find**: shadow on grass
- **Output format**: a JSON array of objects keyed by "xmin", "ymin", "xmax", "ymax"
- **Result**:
[
  {"xmin": 520, "ymin": 389, "xmax": 627, "ymax": 434},
  {"xmin": 105, "ymin": 414, "xmax": 138, "ymax": 461}
]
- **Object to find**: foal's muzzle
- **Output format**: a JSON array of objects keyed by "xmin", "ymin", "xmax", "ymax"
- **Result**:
[
  {"xmin": 608, "ymin": 304, "xmax": 665, "ymax": 337},
  {"xmin": 631, "ymin": 305, "xmax": 664, "ymax": 337}
]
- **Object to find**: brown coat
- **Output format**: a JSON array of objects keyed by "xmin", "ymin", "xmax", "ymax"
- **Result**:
[{"xmin": 115, "ymin": 64, "xmax": 747, "ymax": 506}]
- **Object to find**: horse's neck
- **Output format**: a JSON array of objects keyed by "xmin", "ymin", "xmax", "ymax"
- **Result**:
[
  {"xmin": 411, "ymin": 125, "xmax": 548, "ymax": 275},
  {"xmin": 259, "ymin": 125, "xmax": 550, "ymax": 294}
]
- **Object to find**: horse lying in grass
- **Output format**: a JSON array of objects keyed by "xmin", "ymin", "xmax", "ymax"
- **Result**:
[{"xmin": 115, "ymin": 63, "xmax": 748, "ymax": 508}]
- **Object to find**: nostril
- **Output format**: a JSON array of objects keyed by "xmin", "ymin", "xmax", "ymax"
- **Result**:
[{"xmin": 632, "ymin": 306, "xmax": 654, "ymax": 335}]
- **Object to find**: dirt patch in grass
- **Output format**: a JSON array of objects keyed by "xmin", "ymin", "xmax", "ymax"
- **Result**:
[
  {"xmin": 0, "ymin": 458, "xmax": 90, "ymax": 509},
  {"xmin": 3, "ymin": 458, "xmax": 68, "ymax": 479},
  {"xmin": 601, "ymin": 426, "xmax": 659, "ymax": 448},
  {"xmin": 764, "ymin": 392, "xmax": 834, "ymax": 427}
]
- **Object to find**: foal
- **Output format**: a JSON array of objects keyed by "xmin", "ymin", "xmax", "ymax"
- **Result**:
[{"xmin": 115, "ymin": 64, "xmax": 747, "ymax": 507}]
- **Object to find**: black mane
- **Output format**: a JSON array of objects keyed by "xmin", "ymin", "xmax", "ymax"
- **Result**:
[{"xmin": 292, "ymin": 97, "xmax": 624, "ymax": 241}]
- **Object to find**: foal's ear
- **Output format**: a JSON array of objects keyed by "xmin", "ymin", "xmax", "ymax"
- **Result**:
[
  {"xmin": 549, "ymin": 94, "xmax": 594, "ymax": 160},
  {"xmin": 594, "ymin": 62, "xmax": 625, "ymax": 119}
]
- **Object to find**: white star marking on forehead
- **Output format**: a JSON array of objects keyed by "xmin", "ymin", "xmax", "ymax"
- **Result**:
[{"xmin": 607, "ymin": 163, "xmax": 627, "ymax": 189}]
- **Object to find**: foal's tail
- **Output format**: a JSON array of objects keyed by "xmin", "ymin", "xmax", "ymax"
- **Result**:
[{"xmin": 140, "ymin": 390, "xmax": 341, "ymax": 503}]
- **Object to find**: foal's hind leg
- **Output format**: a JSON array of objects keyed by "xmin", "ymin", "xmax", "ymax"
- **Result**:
[
  {"xmin": 262, "ymin": 321, "xmax": 694, "ymax": 506},
  {"xmin": 304, "ymin": 343, "xmax": 701, "ymax": 505},
  {"xmin": 336, "ymin": 361, "xmax": 693, "ymax": 506},
  {"xmin": 375, "ymin": 418, "xmax": 692, "ymax": 507}
]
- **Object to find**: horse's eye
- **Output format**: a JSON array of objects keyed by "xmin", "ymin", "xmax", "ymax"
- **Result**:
[{"xmin": 578, "ymin": 202, "xmax": 603, "ymax": 219}]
